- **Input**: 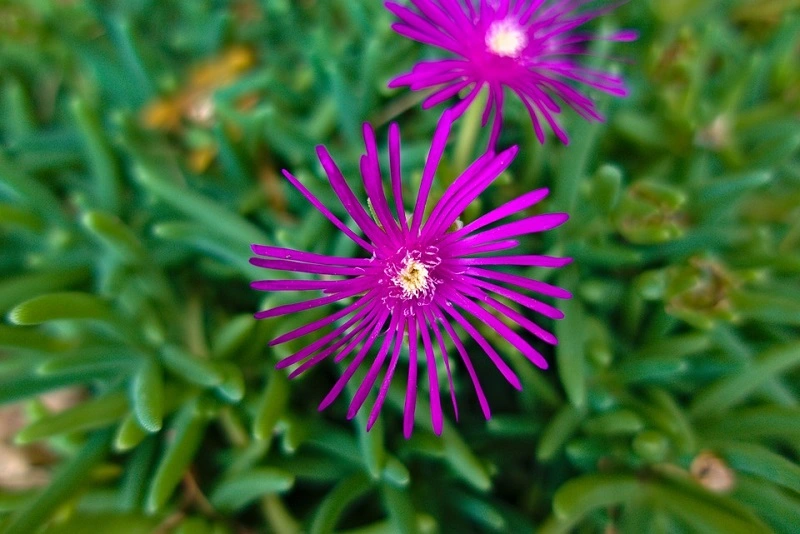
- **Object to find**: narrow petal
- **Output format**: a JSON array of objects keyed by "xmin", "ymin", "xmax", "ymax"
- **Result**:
[
  {"xmin": 403, "ymin": 317, "xmax": 418, "ymax": 439},
  {"xmin": 317, "ymin": 146, "xmax": 390, "ymax": 249},
  {"xmin": 435, "ymin": 296, "xmax": 522, "ymax": 390},
  {"xmin": 388, "ymin": 122, "xmax": 408, "ymax": 233},
  {"xmin": 423, "ymin": 306, "xmax": 458, "ymax": 421},
  {"xmin": 360, "ymin": 155, "xmax": 400, "ymax": 242},
  {"xmin": 432, "ymin": 304, "xmax": 491, "ymax": 419},
  {"xmin": 407, "ymin": 66, "xmax": 468, "ymax": 90},
  {"xmin": 254, "ymin": 284, "xmax": 368, "ymax": 320},
  {"xmin": 452, "ymin": 239, "xmax": 520, "ymax": 256},
  {"xmin": 361, "ymin": 123, "xmax": 401, "ymax": 242},
  {"xmin": 495, "ymin": 0, "xmax": 511, "ymax": 20},
  {"xmin": 516, "ymin": 90, "xmax": 547, "ymax": 143},
  {"xmin": 418, "ymin": 311, "xmax": 443, "ymax": 435},
  {"xmin": 426, "ymin": 146, "xmax": 520, "ymax": 236},
  {"xmin": 411, "ymin": 109, "xmax": 455, "ymax": 236},
  {"xmin": 318, "ymin": 310, "xmax": 391, "ymax": 410},
  {"xmin": 422, "ymin": 80, "xmax": 472, "ymax": 109},
  {"xmin": 519, "ymin": 0, "xmax": 547, "ymax": 24},
  {"xmin": 390, "ymin": 22, "xmax": 460, "ymax": 52},
  {"xmin": 443, "ymin": 288, "xmax": 548, "ymax": 369},
  {"xmin": 423, "ymin": 151, "xmax": 497, "ymax": 238},
  {"xmin": 251, "ymin": 244, "xmax": 370, "ymax": 267},
  {"xmin": 368, "ymin": 318, "xmax": 407, "ymax": 430},
  {"xmin": 282, "ymin": 170, "xmax": 373, "ymax": 251},
  {"xmin": 333, "ymin": 308, "xmax": 386, "ymax": 363},
  {"xmin": 437, "ymin": 0, "xmax": 475, "ymax": 27},
  {"xmin": 348, "ymin": 313, "xmax": 404, "ymax": 419},
  {"xmin": 481, "ymin": 83, "xmax": 496, "ymax": 126},
  {"xmin": 449, "ymin": 83, "xmax": 483, "ymax": 118},
  {"xmin": 409, "ymin": 0, "xmax": 467, "ymax": 39},
  {"xmin": 466, "ymin": 266, "xmax": 573, "ymax": 299},
  {"xmin": 487, "ymin": 86, "xmax": 504, "ymax": 149},
  {"xmin": 464, "ymin": 274, "xmax": 564, "ymax": 320},
  {"xmin": 456, "ymin": 255, "xmax": 573, "ymax": 268},
  {"xmin": 288, "ymin": 315, "xmax": 377, "ymax": 378},
  {"xmin": 423, "ymin": 146, "xmax": 518, "ymax": 240},
  {"xmin": 389, "ymin": 60, "xmax": 468, "ymax": 90},
  {"xmin": 457, "ymin": 277, "xmax": 560, "ymax": 344},
  {"xmin": 270, "ymin": 293, "xmax": 373, "ymax": 346},
  {"xmin": 387, "ymin": 2, "xmax": 448, "ymax": 38},
  {"xmin": 250, "ymin": 257, "xmax": 367, "ymax": 277},
  {"xmin": 456, "ymin": 213, "xmax": 569, "ymax": 248},
  {"xmin": 275, "ymin": 298, "xmax": 380, "ymax": 368},
  {"xmin": 450, "ymin": 188, "xmax": 550, "ymax": 240},
  {"xmin": 251, "ymin": 279, "xmax": 355, "ymax": 292}
]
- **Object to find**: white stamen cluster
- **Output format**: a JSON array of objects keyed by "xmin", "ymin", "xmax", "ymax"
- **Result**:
[
  {"xmin": 392, "ymin": 254, "xmax": 432, "ymax": 300},
  {"xmin": 485, "ymin": 19, "xmax": 528, "ymax": 58}
]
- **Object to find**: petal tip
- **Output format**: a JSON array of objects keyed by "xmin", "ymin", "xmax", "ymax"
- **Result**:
[
  {"xmin": 318, "ymin": 395, "xmax": 335, "ymax": 411},
  {"xmin": 432, "ymin": 418, "xmax": 443, "ymax": 436}
]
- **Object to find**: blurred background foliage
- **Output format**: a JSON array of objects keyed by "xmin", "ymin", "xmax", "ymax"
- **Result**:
[{"xmin": 1, "ymin": 0, "xmax": 799, "ymax": 532}]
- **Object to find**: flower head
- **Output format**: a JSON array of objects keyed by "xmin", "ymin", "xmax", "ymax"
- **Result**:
[
  {"xmin": 251, "ymin": 111, "xmax": 571, "ymax": 437},
  {"xmin": 386, "ymin": 0, "xmax": 636, "ymax": 146}
]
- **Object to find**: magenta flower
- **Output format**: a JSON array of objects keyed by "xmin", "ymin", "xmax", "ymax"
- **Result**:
[
  {"xmin": 251, "ymin": 111, "xmax": 571, "ymax": 437},
  {"xmin": 386, "ymin": 0, "xmax": 636, "ymax": 146}
]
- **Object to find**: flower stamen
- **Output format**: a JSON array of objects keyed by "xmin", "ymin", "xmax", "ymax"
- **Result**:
[
  {"xmin": 485, "ymin": 19, "xmax": 528, "ymax": 58},
  {"xmin": 392, "ymin": 255, "xmax": 431, "ymax": 300}
]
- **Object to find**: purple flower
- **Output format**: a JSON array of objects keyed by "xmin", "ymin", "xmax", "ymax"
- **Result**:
[
  {"xmin": 251, "ymin": 111, "xmax": 571, "ymax": 437},
  {"xmin": 386, "ymin": 0, "xmax": 636, "ymax": 146}
]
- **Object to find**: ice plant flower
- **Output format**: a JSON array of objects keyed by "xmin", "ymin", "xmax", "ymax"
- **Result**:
[
  {"xmin": 386, "ymin": 0, "xmax": 636, "ymax": 146},
  {"xmin": 251, "ymin": 111, "xmax": 572, "ymax": 437}
]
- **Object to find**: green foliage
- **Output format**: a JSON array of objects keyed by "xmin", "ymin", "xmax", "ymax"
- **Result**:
[{"xmin": 0, "ymin": 0, "xmax": 798, "ymax": 533}]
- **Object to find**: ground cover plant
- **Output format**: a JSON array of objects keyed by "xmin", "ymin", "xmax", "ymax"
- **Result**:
[{"xmin": 0, "ymin": 1, "xmax": 799, "ymax": 533}]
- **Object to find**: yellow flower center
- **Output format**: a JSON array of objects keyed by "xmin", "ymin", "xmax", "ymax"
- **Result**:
[
  {"xmin": 485, "ymin": 19, "xmax": 528, "ymax": 58},
  {"xmin": 392, "ymin": 256, "xmax": 431, "ymax": 300}
]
